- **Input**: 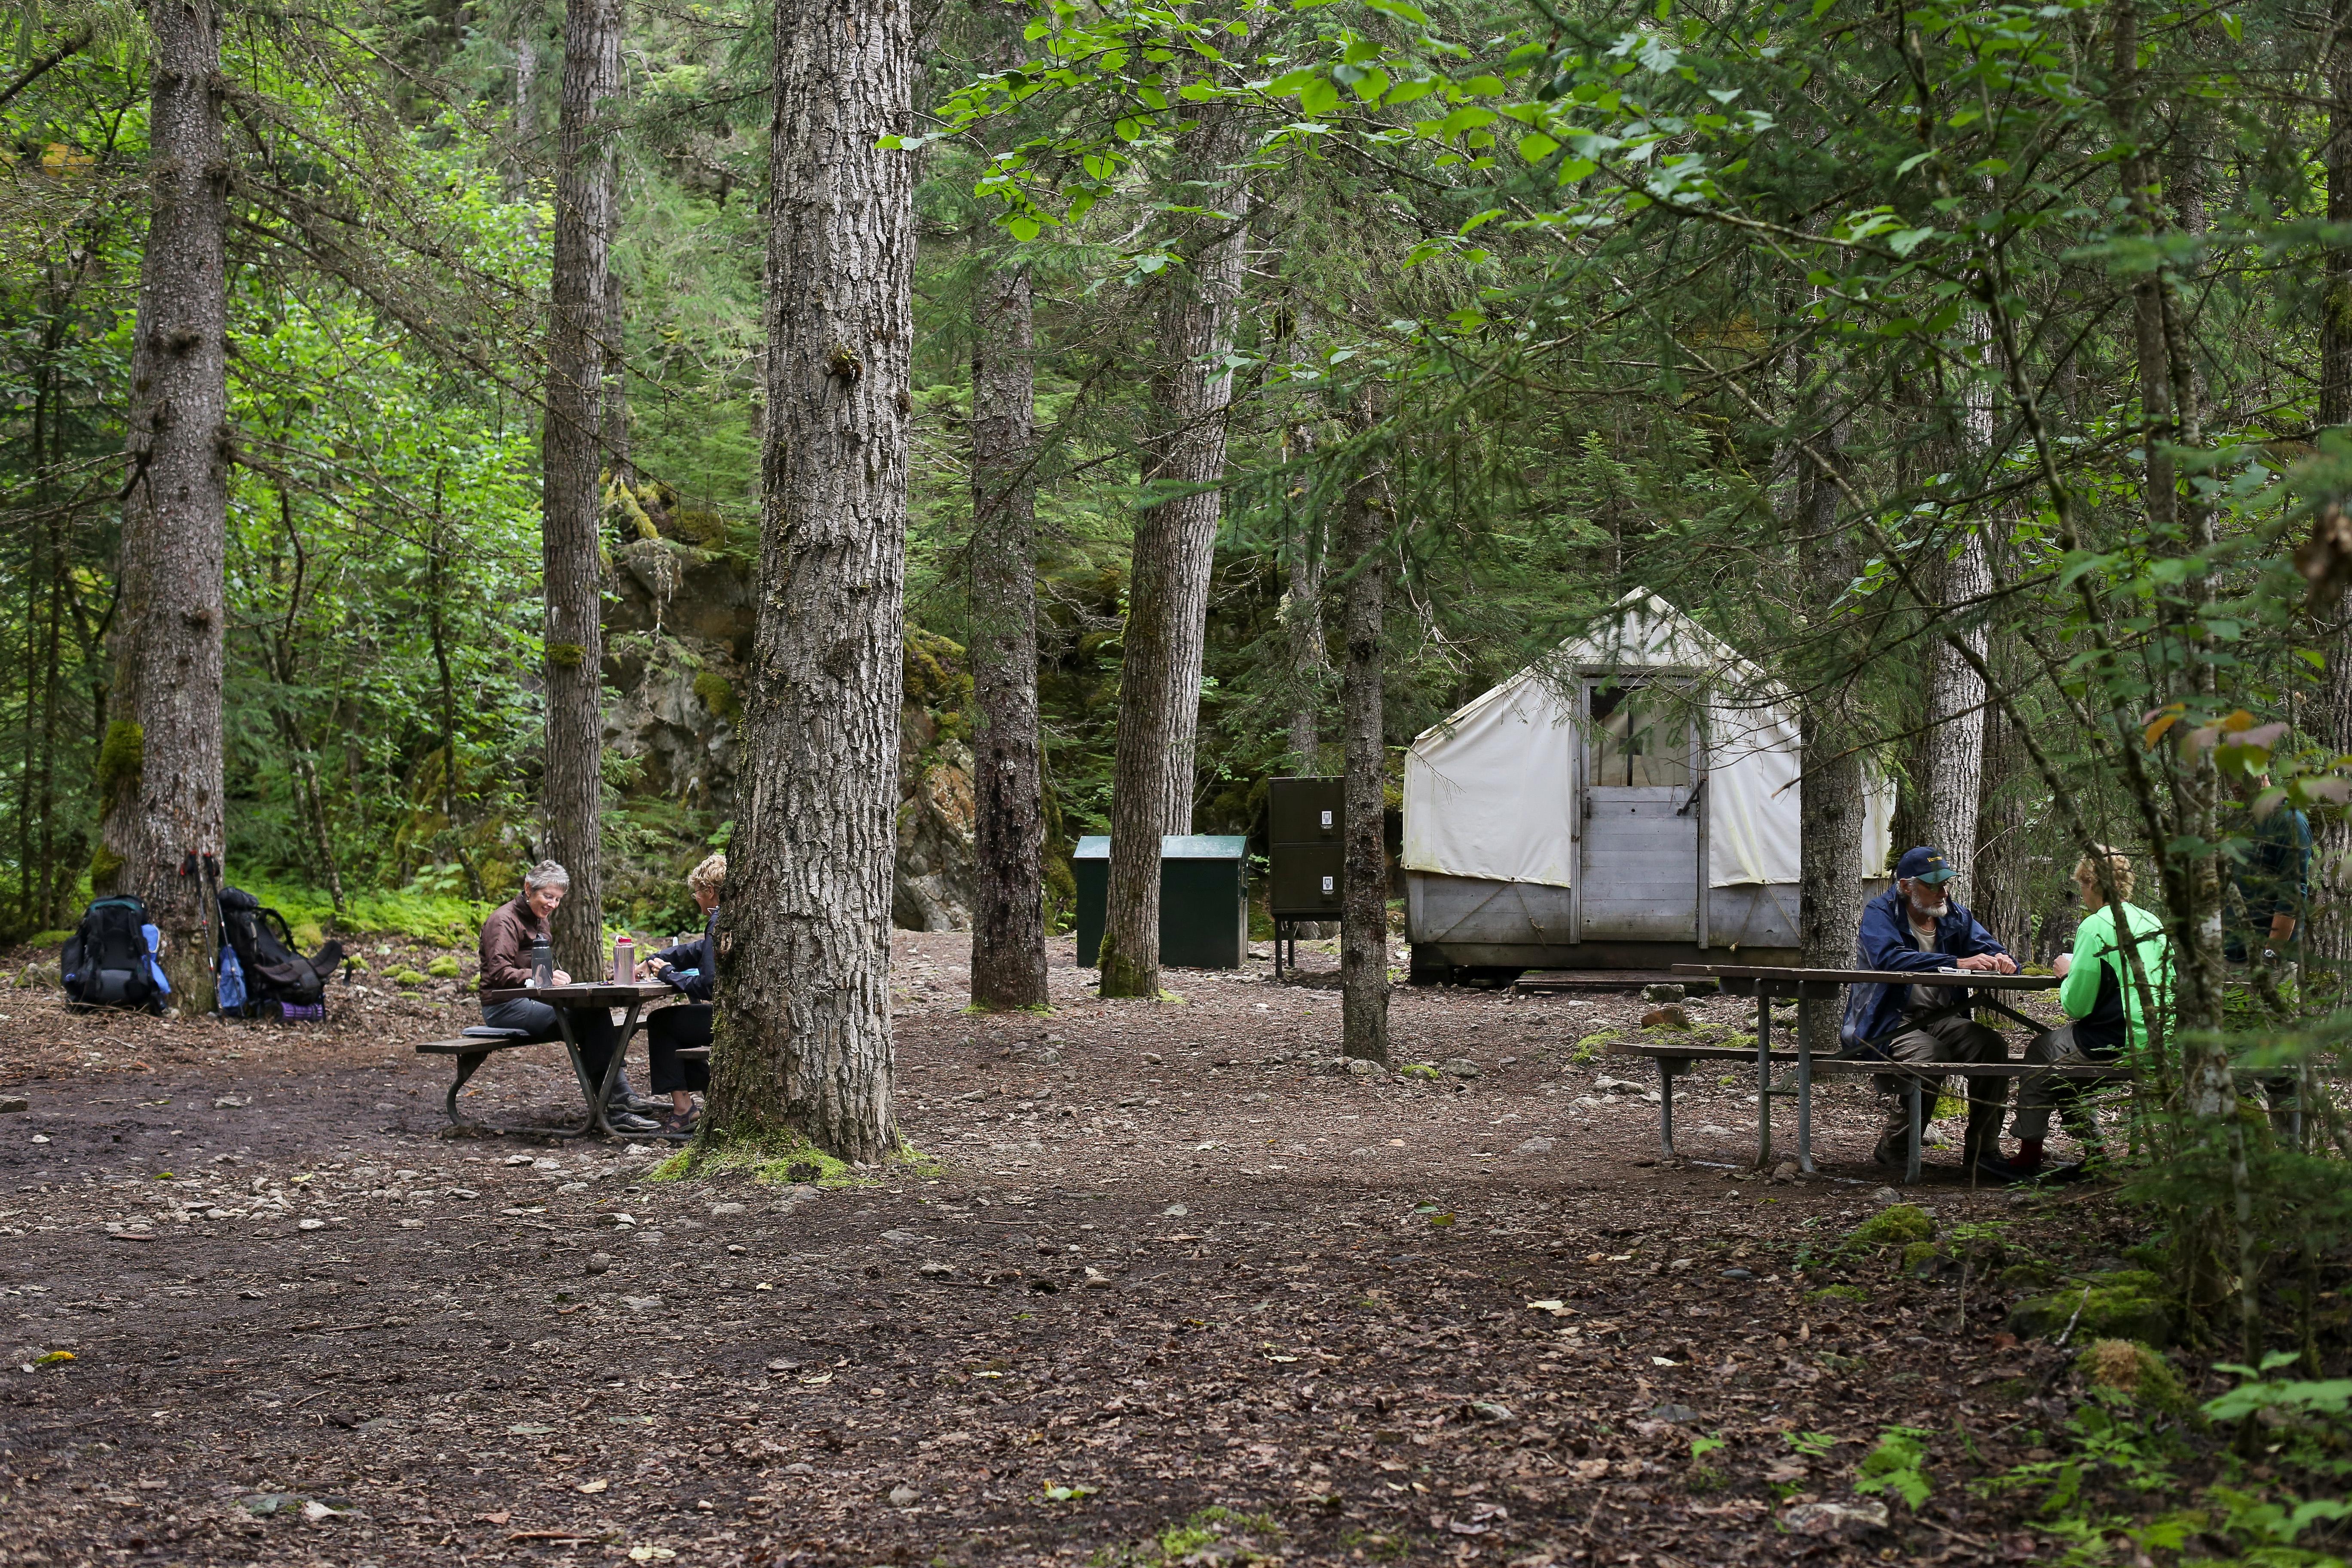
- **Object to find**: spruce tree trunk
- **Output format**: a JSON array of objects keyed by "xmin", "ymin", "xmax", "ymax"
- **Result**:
[
  {"xmin": 103, "ymin": 0, "xmax": 229, "ymax": 1012},
  {"xmin": 1971, "ymin": 615, "xmax": 2034, "ymax": 953},
  {"xmin": 598, "ymin": 30, "xmax": 633, "ymax": 517},
  {"xmin": 968, "ymin": 257, "xmax": 1048, "ymax": 1010},
  {"xmin": 541, "ymin": 0, "xmax": 620, "ymax": 980},
  {"xmin": 1925, "ymin": 316, "xmax": 1994, "ymax": 871},
  {"xmin": 2317, "ymin": 0, "xmax": 2352, "ymax": 971},
  {"xmin": 1097, "ymin": 114, "xmax": 1250, "ymax": 998},
  {"xmin": 1283, "ymin": 318, "xmax": 1329, "ymax": 775},
  {"xmin": 704, "ymin": 0, "xmax": 912, "ymax": 1164},
  {"xmin": 1337, "ymin": 407, "xmax": 1389, "ymax": 1061},
  {"xmin": 1795, "ymin": 431, "xmax": 1861, "ymax": 1057}
]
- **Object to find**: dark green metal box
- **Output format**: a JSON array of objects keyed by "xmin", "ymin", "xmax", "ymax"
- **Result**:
[
  {"xmin": 1268, "ymin": 777, "xmax": 1345, "ymax": 920},
  {"xmin": 1073, "ymin": 834, "xmax": 1249, "ymax": 970}
]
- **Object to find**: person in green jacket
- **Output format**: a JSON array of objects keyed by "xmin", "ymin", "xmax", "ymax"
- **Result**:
[{"xmin": 1981, "ymin": 846, "xmax": 2174, "ymax": 1182}]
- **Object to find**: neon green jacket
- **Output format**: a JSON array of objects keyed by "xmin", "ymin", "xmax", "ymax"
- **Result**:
[{"xmin": 2058, "ymin": 900, "xmax": 2173, "ymax": 1054}]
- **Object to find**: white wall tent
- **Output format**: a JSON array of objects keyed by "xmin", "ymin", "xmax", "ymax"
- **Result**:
[{"xmin": 1402, "ymin": 589, "xmax": 1893, "ymax": 975}]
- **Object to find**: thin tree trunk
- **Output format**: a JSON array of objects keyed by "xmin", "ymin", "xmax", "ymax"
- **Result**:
[
  {"xmin": 17, "ymin": 446, "xmax": 40, "ymax": 928},
  {"xmin": 1284, "ymin": 323, "xmax": 1329, "ymax": 775},
  {"xmin": 426, "ymin": 493, "xmax": 485, "ymax": 901},
  {"xmin": 511, "ymin": 33, "xmax": 537, "ymax": 196},
  {"xmin": 540, "ymin": 0, "xmax": 620, "ymax": 979},
  {"xmin": 101, "ymin": 0, "xmax": 229, "ymax": 1012},
  {"xmin": 2316, "ymin": 0, "xmax": 2352, "ymax": 972},
  {"xmin": 1337, "ymin": 403, "xmax": 1389, "ymax": 1061},
  {"xmin": 1971, "ymin": 618, "xmax": 2034, "ymax": 953},
  {"xmin": 1098, "ymin": 114, "xmax": 1250, "ymax": 998},
  {"xmin": 1796, "ymin": 422, "xmax": 1863, "ymax": 1057},
  {"xmin": 598, "ymin": 31, "xmax": 634, "ymax": 521},
  {"xmin": 38, "ymin": 508, "xmax": 64, "ymax": 926},
  {"xmin": 968, "ymin": 252, "xmax": 1047, "ymax": 1011},
  {"xmin": 704, "ymin": 0, "xmax": 913, "ymax": 1164}
]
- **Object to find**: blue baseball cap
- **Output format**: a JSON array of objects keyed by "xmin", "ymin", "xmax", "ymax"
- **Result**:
[{"xmin": 1895, "ymin": 846, "xmax": 1957, "ymax": 884}]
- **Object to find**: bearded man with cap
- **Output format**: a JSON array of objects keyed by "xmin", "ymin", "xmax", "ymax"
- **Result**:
[{"xmin": 1840, "ymin": 845, "xmax": 2019, "ymax": 1171}]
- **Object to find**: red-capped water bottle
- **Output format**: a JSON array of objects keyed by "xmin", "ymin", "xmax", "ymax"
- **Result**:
[{"xmin": 612, "ymin": 933, "xmax": 636, "ymax": 985}]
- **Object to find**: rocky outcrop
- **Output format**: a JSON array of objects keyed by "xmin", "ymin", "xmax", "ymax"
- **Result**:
[
  {"xmin": 603, "ymin": 539, "xmax": 749, "ymax": 812},
  {"xmin": 599, "ymin": 542, "xmax": 980, "ymax": 929},
  {"xmin": 891, "ymin": 633, "xmax": 979, "ymax": 931}
]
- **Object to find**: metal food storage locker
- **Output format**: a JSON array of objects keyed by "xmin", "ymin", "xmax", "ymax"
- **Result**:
[{"xmin": 1073, "ymin": 835, "xmax": 1250, "ymax": 970}]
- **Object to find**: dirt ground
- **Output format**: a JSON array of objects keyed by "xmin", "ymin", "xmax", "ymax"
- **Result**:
[{"xmin": 1, "ymin": 930, "xmax": 2141, "ymax": 1566}]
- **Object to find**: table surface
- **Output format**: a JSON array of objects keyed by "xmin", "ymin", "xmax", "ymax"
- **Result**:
[
  {"xmin": 1671, "ymin": 963, "xmax": 2059, "ymax": 991},
  {"xmin": 480, "ymin": 981, "xmax": 674, "ymax": 1005}
]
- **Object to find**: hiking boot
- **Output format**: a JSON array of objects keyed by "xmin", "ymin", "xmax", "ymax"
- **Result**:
[
  {"xmin": 1973, "ymin": 1153, "xmax": 2040, "ymax": 1185},
  {"xmin": 1873, "ymin": 1135, "xmax": 1912, "ymax": 1169},
  {"xmin": 613, "ymin": 1092, "xmax": 667, "ymax": 1115},
  {"xmin": 607, "ymin": 1109, "xmax": 662, "ymax": 1134}
]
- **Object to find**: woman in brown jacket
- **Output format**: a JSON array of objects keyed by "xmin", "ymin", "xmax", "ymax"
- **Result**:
[{"xmin": 478, "ymin": 861, "xmax": 661, "ymax": 1134}]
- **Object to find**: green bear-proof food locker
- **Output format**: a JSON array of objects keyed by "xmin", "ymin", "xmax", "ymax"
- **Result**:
[{"xmin": 1072, "ymin": 835, "xmax": 1249, "ymax": 970}]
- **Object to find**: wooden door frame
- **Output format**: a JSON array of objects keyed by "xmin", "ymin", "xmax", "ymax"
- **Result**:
[{"xmin": 1572, "ymin": 669, "xmax": 1709, "ymax": 947}]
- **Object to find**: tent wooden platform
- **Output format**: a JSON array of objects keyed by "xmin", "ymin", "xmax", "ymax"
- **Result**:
[{"xmin": 1512, "ymin": 970, "xmax": 1721, "ymax": 995}]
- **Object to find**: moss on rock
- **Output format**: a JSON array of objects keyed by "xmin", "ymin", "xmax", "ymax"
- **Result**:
[
  {"xmin": 2009, "ymin": 1270, "xmax": 2177, "ymax": 1348},
  {"xmin": 1846, "ymin": 1204, "xmax": 1936, "ymax": 1249},
  {"xmin": 692, "ymin": 670, "xmax": 740, "ymax": 721},
  {"xmin": 2076, "ymin": 1338, "xmax": 2193, "ymax": 1415},
  {"xmin": 1901, "ymin": 1240, "xmax": 1945, "ymax": 1275},
  {"xmin": 427, "ymin": 955, "xmax": 462, "ymax": 978}
]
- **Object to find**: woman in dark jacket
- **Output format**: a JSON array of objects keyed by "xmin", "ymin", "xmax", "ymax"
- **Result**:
[{"xmin": 643, "ymin": 853, "xmax": 723, "ymax": 1133}]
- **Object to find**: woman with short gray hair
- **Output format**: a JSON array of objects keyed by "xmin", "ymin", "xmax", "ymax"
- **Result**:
[{"xmin": 475, "ymin": 861, "xmax": 660, "ymax": 1134}]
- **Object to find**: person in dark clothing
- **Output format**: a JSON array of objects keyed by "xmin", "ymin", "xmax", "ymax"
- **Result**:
[
  {"xmin": 2227, "ymin": 787, "xmax": 2310, "ymax": 965},
  {"xmin": 641, "ymin": 853, "xmax": 724, "ymax": 1133},
  {"xmin": 478, "ymin": 860, "xmax": 660, "ymax": 1135},
  {"xmin": 2227, "ymin": 778, "xmax": 2313, "ymax": 1140},
  {"xmin": 1840, "ymin": 845, "xmax": 2019, "ymax": 1170}
]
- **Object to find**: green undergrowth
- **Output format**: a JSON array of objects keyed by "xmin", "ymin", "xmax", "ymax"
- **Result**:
[
  {"xmin": 1973, "ymin": 1351, "xmax": 2352, "ymax": 1565},
  {"xmin": 1096, "ymin": 1505, "xmax": 1283, "ymax": 1567},
  {"xmin": 645, "ymin": 1128, "xmax": 940, "ymax": 1188}
]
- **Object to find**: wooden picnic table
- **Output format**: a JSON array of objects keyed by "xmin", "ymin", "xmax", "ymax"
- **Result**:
[
  {"xmin": 1657, "ymin": 963, "xmax": 2066, "ymax": 1184},
  {"xmin": 475, "ymin": 980, "xmax": 675, "ymax": 1138}
]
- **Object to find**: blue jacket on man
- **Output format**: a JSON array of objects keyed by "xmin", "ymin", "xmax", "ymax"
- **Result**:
[{"xmin": 1840, "ymin": 886, "xmax": 2012, "ymax": 1050}]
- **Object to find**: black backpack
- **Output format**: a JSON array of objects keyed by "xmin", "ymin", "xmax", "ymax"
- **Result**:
[
  {"xmin": 216, "ymin": 886, "xmax": 344, "ymax": 1012},
  {"xmin": 61, "ymin": 895, "xmax": 162, "ymax": 1012}
]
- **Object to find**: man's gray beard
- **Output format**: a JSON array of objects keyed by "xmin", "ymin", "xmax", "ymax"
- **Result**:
[{"xmin": 1911, "ymin": 900, "xmax": 1950, "ymax": 922}]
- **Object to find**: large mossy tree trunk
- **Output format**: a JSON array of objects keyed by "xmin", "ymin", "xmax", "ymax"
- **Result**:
[
  {"xmin": 102, "ymin": 0, "xmax": 230, "ymax": 1012},
  {"xmin": 1337, "ymin": 405, "xmax": 1389, "ymax": 1061},
  {"xmin": 1097, "ymin": 113, "xmax": 1250, "ymax": 999},
  {"xmin": 540, "ymin": 0, "xmax": 621, "ymax": 979},
  {"xmin": 968, "ymin": 254, "xmax": 1047, "ymax": 1011},
  {"xmin": 704, "ymin": 0, "xmax": 912, "ymax": 1164}
]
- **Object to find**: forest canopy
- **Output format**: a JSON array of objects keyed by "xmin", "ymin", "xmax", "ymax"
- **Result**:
[{"xmin": 4, "ymin": 0, "xmax": 2349, "ymax": 981}]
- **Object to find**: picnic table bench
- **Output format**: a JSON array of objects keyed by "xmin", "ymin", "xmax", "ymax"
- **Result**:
[
  {"xmin": 1621, "ymin": 963, "xmax": 2071, "ymax": 1184},
  {"xmin": 416, "ymin": 981, "xmax": 674, "ymax": 1138}
]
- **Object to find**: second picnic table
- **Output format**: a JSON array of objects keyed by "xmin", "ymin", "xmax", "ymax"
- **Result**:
[{"xmin": 1632, "ymin": 963, "xmax": 2070, "ymax": 1182}]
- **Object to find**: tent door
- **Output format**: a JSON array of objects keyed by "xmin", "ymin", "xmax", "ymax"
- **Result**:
[{"xmin": 1578, "ymin": 681, "xmax": 1700, "ymax": 941}]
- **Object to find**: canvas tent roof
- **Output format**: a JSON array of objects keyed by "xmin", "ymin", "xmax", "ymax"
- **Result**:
[{"xmin": 1400, "ymin": 589, "xmax": 1892, "ymax": 890}]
